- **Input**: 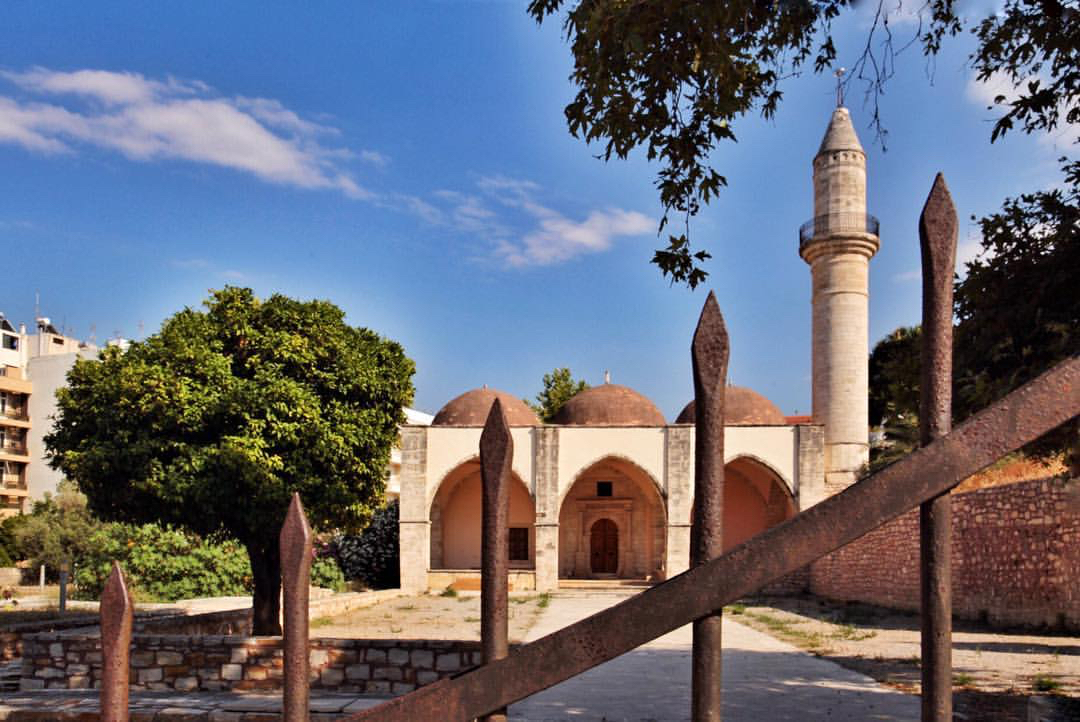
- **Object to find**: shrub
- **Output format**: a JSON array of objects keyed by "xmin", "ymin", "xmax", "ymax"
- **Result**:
[
  {"xmin": 0, "ymin": 545, "xmax": 12, "ymax": 567},
  {"xmin": 0, "ymin": 515, "xmax": 24, "ymax": 564},
  {"xmin": 74, "ymin": 523, "xmax": 252, "ymax": 602},
  {"xmin": 335, "ymin": 500, "xmax": 399, "ymax": 589},
  {"xmin": 311, "ymin": 555, "xmax": 346, "ymax": 592}
]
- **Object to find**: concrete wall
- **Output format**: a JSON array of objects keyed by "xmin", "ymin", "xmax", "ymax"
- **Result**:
[{"xmin": 25, "ymin": 350, "xmax": 95, "ymax": 503}]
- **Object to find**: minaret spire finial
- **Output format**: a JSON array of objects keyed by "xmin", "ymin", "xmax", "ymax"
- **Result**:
[{"xmin": 834, "ymin": 67, "xmax": 846, "ymax": 107}]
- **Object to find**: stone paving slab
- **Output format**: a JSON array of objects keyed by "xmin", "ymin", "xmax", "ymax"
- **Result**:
[
  {"xmin": 0, "ymin": 691, "xmax": 388, "ymax": 721},
  {"xmin": 508, "ymin": 591, "xmax": 920, "ymax": 721}
]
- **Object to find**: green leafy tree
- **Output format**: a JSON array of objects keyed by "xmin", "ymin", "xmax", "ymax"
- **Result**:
[
  {"xmin": 527, "ymin": 367, "xmax": 589, "ymax": 422},
  {"xmin": 45, "ymin": 287, "xmax": 415, "ymax": 634},
  {"xmin": 866, "ymin": 327, "xmax": 922, "ymax": 477},
  {"xmin": 869, "ymin": 326, "xmax": 922, "ymax": 429},
  {"xmin": 13, "ymin": 481, "xmax": 103, "ymax": 580},
  {"xmin": 528, "ymin": 0, "xmax": 1077, "ymax": 286},
  {"xmin": 955, "ymin": 160, "xmax": 1080, "ymax": 474}
]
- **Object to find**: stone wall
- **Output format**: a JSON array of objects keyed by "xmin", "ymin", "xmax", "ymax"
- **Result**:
[
  {"xmin": 21, "ymin": 634, "xmax": 480, "ymax": 694},
  {"xmin": 810, "ymin": 477, "xmax": 1080, "ymax": 630}
]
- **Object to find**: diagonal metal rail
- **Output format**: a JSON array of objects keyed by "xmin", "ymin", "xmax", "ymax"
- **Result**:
[{"xmin": 345, "ymin": 355, "xmax": 1080, "ymax": 721}]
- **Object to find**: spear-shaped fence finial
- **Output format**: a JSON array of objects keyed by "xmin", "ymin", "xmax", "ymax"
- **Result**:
[
  {"xmin": 918, "ymin": 172, "xmax": 958, "ymax": 722},
  {"xmin": 281, "ymin": 492, "xmax": 313, "ymax": 722},
  {"xmin": 479, "ymin": 398, "xmax": 512, "ymax": 722},
  {"xmin": 690, "ymin": 290, "xmax": 730, "ymax": 722},
  {"xmin": 100, "ymin": 561, "xmax": 133, "ymax": 722}
]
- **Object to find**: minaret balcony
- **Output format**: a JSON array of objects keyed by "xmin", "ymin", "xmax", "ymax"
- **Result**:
[{"xmin": 799, "ymin": 213, "xmax": 880, "ymax": 250}]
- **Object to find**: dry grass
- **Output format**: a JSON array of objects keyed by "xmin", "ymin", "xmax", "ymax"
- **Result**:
[{"xmin": 955, "ymin": 454, "xmax": 1067, "ymax": 493}]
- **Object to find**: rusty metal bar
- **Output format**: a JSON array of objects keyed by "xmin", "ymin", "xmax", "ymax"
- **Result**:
[
  {"xmin": 345, "ymin": 357, "xmax": 1080, "ymax": 722},
  {"xmin": 100, "ymin": 561, "xmax": 133, "ymax": 722},
  {"xmin": 690, "ymin": 291, "xmax": 729, "ymax": 722},
  {"xmin": 281, "ymin": 492, "xmax": 314, "ymax": 722},
  {"xmin": 480, "ymin": 399, "xmax": 512, "ymax": 722},
  {"xmin": 919, "ymin": 173, "xmax": 957, "ymax": 721}
]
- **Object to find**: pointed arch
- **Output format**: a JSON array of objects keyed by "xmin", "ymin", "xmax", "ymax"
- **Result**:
[
  {"xmin": 428, "ymin": 457, "xmax": 535, "ymax": 570},
  {"xmin": 556, "ymin": 455, "xmax": 667, "ymax": 580}
]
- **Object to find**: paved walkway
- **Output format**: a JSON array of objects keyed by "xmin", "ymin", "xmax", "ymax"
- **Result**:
[
  {"xmin": 508, "ymin": 591, "xmax": 919, "ymax": 721},
  {"xmin": 0, "ymin": 590, "xmax": 920, "ymax": 720}
]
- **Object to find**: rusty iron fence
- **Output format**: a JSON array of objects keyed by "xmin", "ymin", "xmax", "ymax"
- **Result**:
[{"xmin": 97, "ymin": 175, "xmax": 1080, "ymax": 721}]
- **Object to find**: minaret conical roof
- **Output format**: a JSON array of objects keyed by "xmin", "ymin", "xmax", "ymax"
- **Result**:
[{"xmin": 816, "ymin": 107, "xmax": 864, "ymax": 156}]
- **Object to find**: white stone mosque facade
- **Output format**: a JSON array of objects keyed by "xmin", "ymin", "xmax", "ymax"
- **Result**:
[{"xmin": 398, "ymin": 106, "xmax": 880, "ymax": 594}]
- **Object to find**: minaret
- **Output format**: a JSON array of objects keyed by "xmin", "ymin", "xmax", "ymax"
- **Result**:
[{"xmin": 800, "ymin": 106, "xmax": 880, "ymax": 494}]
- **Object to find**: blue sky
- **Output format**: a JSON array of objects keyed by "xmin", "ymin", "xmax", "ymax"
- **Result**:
[{"xmin": 0, "ymin": 2, "xmax": 1070, "ymax": 418}]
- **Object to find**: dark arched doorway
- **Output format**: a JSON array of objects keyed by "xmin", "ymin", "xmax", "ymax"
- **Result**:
[{"xmin": 590, "ymin": 518, "xmax": 618, "ymax": 574}]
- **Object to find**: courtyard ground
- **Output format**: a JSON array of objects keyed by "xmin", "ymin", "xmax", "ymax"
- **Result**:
[
  {"xmin": 308, "ymin": 590, "xmax": 1077, "ymax": 721},
  {"xmin": 732, "ymin": 595, "xmax": 1079, "ymax": 721},
  {"xmin": 309, "ymin": 590, "xmax": 549, "ymax": 642}
]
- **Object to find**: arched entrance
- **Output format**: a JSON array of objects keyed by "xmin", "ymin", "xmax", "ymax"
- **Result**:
[
  {"xmin": 429, "ymin": 459, "xmax": 536, "ymax": 570},
  {"xmin": 558, "ymin": 457, "xmax": 666, "ymax": 580},
  {"xmin": 722, "ymin": 456, "xmax": 796, "ymax": 550},
  {"xmin": 590, "ymin": 519, "xmax": 618, "ymax": 574}
]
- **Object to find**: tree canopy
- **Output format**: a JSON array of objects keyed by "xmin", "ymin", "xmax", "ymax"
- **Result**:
[
  {"xmin": 529, "ymin": 0, "xmax": 1079, "ymax": 286},
  {"xmin": 869, "ymin": 162, "xmax": 1078, "ymax": 472},
  {"xmin": 954, "ymin": 159, "xmax": 1079, "ymax": 470},
  {"xmin": 527, "ymin": 367, "xmax": 589, "ymax": 422},
  {"xmin": 45, "ymin": 287, "xmax": 415, "ymax": 633}
]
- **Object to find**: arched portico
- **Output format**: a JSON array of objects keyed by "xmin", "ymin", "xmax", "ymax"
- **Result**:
[
  {"xmin": 557, "ymin": 457, "xmax": 666, "ymax": 580},
  {"xmin": 429, "ymin": 458, "xmax": 536, "ymax": 570},
  {"xmin": 723, "ymin": 455, "xmax": 797, "ymax": 550}
]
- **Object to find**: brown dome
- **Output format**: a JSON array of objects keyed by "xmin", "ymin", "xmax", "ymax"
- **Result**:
[
  {"xmin": 550, "ymin": 384, "xmax": 665, "ymax": 426},
  {"xmin": 432, "ymin": 388, "xmax": 540, "ymax": 427},
  {"xmin": 675, "ymin": 386, "xmax": 786, "ymax": 426}
]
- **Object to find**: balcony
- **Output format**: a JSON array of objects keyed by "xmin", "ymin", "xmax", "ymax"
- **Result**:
[
  {"xmin": 0, "ymin": 408, "xmax": 28, "ymax": 422},
  {"xmin": 0, "ymin": 440, "xmax": 27, "ymax": 455},
  {"xmin": 799, "ymin": 213, "xmax": 880, "ymax": 249}
]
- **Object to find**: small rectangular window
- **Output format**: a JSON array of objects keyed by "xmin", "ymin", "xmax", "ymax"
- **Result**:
[
  {"xmin": 596, "ymin": 481, "xmax": 613, "ymax": 497},
  {"xmin": 508, "ymin": 528, "xmax": 529, "ymax": 561},
  {"xmin": 2, "ymin": 335, "xmax": 17, "ymax": 351}
]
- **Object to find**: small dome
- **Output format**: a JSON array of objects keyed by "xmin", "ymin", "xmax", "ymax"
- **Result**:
[
  {"xmin": 551, "ymin": 384, "xmax": 665, "ymax": 426},
  {"xmin": 675, "ymin": 386, "xmax": 786, "ymax": 425},
  {"xmin": 432, "ymin": 388, "xmax": 540, "ymax": 427}
]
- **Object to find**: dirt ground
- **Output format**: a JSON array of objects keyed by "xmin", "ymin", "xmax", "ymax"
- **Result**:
[
  {"xmin": 732, "ymin": 595, "xmax": 1079, "ymax": 721},
  {"xmin": 310, "ymin": 591, "xmax": 549, "ymax": 642}
]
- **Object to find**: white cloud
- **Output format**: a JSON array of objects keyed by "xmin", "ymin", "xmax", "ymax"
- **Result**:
[
  {"xmin": 360, "ymin": 149, "xmax": 389, "ymax": 167},
  {"xmin": 0, "ymin": 67, "xmax": 379, "ymax": 198},
  {"xmin": 471, "ymin": 176, "xmax": 652, "ymax": 266}
]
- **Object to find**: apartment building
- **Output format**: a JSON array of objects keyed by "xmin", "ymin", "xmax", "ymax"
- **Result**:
[
  {"xmin": 0, "ymin": 314, "xmax": 97, "ymax": 516},
  {"xmin": 0, "ymin": 316, "xmax": 31, "ymax": 517}
]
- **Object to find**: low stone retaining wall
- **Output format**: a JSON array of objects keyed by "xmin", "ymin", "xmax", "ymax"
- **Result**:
[
  {"xmin": 21, "ymin": 634, "xmax": 479, "ymax": 694},
  {"xmin": 0, "ymin": 615, "xmax": 101, "ymax": 661}
]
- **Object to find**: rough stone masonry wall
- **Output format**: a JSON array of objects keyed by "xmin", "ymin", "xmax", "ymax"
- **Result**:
[
  {"xmin": 810, "ymin": 476, "xmax": 1080, "ymax": 630},
  {"xmin": 21, "ymin": 634, "xmax": 481, "ymax": 694}
]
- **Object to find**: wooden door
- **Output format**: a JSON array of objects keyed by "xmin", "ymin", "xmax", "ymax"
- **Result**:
[{"xmin": 590, "ymin": 518, "xmax": 618, "ymax": 574}]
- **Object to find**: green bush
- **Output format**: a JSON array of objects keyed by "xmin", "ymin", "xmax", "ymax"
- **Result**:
[
  {"xmin": 335, "ymin": 500, "xmax": 399, "ymax": 589},
  {"xmin": 311, "ymin": 555, "xmax": 346, "ymax": 592},
  {"xmin": 0, "ymin": 545, "xmax": 12, "ymax": 567},
  {"xmin": 74, "ymin": 523, "xmax": 252, "ymax": 602}
]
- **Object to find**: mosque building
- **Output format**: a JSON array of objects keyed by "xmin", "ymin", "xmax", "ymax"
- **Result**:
[{"xmin": 398, "ymin": 105, "xmax": 880, "ymax": 593}]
